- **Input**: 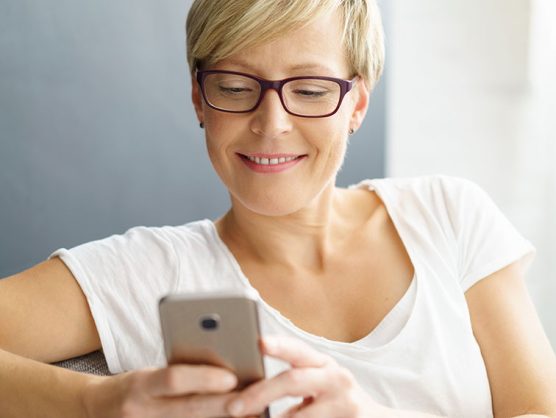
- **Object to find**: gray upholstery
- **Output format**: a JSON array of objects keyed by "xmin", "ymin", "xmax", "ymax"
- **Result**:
[{"xmin": 52, "ymin": 350, "xmax": 112, "ymax": 376}]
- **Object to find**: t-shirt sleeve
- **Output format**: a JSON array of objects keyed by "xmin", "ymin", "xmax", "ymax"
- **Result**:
[
  {"xmin": 49, "ymin": 226, "xmax": 180, "ymax": 374},
  {"xmin": 441, "ymin": 176, "xmax": 536, "ymax": 293}
]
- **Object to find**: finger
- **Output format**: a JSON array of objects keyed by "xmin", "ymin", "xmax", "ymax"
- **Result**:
[
  {"xmin": 228, "ymin": 368, "xmax": 330, "ymax": 416},
  {"xmin": 275, "ymin": 397, "xmax": 313, "ymax": 418},
  {"xmin": 275, "ymin": 398, "xmax": 342, "ymax": 418},
  {"xmin": 152, "ymin": 391, "xmax": 239, "ymax": 418},
  {"xmin": 144, "ymin": 364, "xmax": 238, "ymax": 397},
  {"xmin": 261, "ymin": 336, "xmax": 333, "ymax": 368}
]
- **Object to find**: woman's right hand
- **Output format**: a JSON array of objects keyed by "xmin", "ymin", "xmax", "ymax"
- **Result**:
[{"xmin": 83, "ymin": 364, "xmax": 249, "ymax": 418}]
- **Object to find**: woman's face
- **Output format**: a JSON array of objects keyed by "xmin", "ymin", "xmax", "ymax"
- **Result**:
[{"xmin": 192, "ymin": 9, "xmax": 369, "ymax": 217}]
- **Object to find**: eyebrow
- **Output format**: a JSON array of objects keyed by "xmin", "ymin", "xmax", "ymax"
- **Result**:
[{"xmin": 223, "ymin": 59, "xmax": 336, "ymax": 75}]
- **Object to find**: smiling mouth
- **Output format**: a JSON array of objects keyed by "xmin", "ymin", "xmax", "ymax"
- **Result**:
[{"xmin": 238, "ymin": 154, "xmax": 307, "ymax": 166}]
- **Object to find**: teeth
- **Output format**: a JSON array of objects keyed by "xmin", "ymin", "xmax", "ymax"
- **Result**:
[{"xmin": 246, "ymin": 155, "xmax": 299, "ymax": 165}]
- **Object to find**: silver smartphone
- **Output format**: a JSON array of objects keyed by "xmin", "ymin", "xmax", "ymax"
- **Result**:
[{"xmin": 159, "ymin": 290, "xmax": 270, "ymax": 417}]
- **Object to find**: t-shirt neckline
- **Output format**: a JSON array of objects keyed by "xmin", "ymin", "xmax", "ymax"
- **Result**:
[{"xmin": 203, "ymin": 178, "xmax": 421, "ymax": 352}]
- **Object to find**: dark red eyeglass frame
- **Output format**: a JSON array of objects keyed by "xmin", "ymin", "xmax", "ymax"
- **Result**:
[{"xmin": 196, "ymin": 69, "xmax": 358, "ymax": 118}]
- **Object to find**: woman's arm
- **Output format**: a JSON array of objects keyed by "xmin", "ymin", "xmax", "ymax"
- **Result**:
[
  {"xmin": 0, "ymin": 258, "xmax": 101, "ymax": 363},
  {"xmin": 0, "ymin": 259, "xmax": 104, "ymax": 417},
  {"xmin": 0, "ymin": 348, "xmax": 99, "ymax": 417},
  {"xmin": 465, "ymin": 261, "xmax": 556, "ymax": 418},
  {"xmin": 225, "ymin": 328, "xmax": 556, "ymax": 418},
  {"xmin": 0, "ymin": 345, "xmax": 242, "ymax": 418},
  {"xmin": 0, "ymin": 259, "xmax": 242, "ymax": 417}
]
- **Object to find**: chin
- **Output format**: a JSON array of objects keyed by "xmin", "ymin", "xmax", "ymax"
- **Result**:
[{"xmin": 232, "ymin": 189, "xmax": 309, "ymax": 218}]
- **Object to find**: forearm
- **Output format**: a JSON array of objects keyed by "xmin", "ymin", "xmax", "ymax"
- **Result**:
[
  {"xmin": 511, "ymin": 415, "xmax": 554, "ymax": 418},
  {"xmin": 385, "ymin": 408, "xmax": 446, "ymax": 418},
  {"xmin": 386, "ymin": 407, "xmax": 553, "ymax": 418},
  {"xmin": 0, "ymin": 348, "xmax": 100, "ymax": 418}
]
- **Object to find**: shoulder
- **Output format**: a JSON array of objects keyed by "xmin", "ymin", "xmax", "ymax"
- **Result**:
[
  {"xmin": 64, "ymin": 219, "xmax": 218, "ymax": 263},
  {"xmin": 354, "ymin": 174, "xmax": 488, "ymax": 222},
  {"xmin": 144, "ymin": 219, "xmax": 217, "ymax": 244},
  {"xmin": 117, "ymin": 219, "xmax": 213, "ymax": 241},
  {"xmin": 117, "ymin": 219, "xmax": 219, "ymax": 254},
  {"xmin": 360, "ymin": 174, "xmax": 482, "ymax": 197},
  {"xmin": 354, "ymin": 174, "xmax": 505, "ymax": 258},
  {"xmin": 369, "ymin": 174, "xmax": 511, "ymax": 244}
]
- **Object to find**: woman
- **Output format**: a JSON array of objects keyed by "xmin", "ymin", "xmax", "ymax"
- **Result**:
[{"xmin": 1, "ymin": 0, "xmax": 555, "ymax": 417}]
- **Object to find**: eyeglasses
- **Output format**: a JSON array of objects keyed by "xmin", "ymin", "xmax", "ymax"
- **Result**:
[{"xmin": 196, "ymin": 70, "xmax": 357, "ymax": 118}]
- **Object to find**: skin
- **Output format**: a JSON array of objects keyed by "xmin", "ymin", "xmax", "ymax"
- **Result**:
[{"xmin": 0, "ymin": 6, "xmax": 555, "ymax": 418}]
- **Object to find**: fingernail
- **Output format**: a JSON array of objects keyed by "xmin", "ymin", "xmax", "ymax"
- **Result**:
[
  {"xmin": 264, "ymin": 337, "xmax": 275, "ymax": 350},
  {"xmin": 228, "ymin": 399, "xmax": 244, "ymax": 415},
  {"xmin": 223, "ymin": 374, "xmax": 237, "ymax": 387}
]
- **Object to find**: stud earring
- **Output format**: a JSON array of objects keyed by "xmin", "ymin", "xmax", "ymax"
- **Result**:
[
  {"xmin": 349, "ymin": 128, "xmax": 355, "ymax": 135},
  {"xmin": 199, "ymin": 122, "xmax": 204, "ymax": 129}
]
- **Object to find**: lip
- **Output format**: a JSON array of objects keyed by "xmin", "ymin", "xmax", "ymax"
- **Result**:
[
  {"xmin": 242, "ymin": 153, "xmax": 304, "ymax": 159},
  {"xmin": 237, "ymin": 153, "xmax": 307, "ymax": 174}
]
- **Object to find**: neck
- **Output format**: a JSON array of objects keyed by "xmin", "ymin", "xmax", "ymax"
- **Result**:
[{"xmin": 215, "ymin": 183, "xmax": 349, "ymax": 273}]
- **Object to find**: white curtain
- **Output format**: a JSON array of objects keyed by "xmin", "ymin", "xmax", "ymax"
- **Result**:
[
  {"xmin": 387, "ymin": 0, "xmax": 556, "ymax": 345},
  {"xmin": 518, "ymin": 0, "xmax": 556, "ymax": 336}
]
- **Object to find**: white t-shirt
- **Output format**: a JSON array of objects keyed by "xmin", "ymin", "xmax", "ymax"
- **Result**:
[{"xmin": 51, "ymin": 175, "xmax": 536, "ymax": 417}]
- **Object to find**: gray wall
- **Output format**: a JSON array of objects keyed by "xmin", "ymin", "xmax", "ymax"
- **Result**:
[{"xmin": 0, "ymin": 0, "xmax": 387, "ymax": 278}]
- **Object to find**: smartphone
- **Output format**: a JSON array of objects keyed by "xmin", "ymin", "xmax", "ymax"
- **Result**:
[{"xmin": 159, "ymin": 290, "xmax": 270, "ymax": 417}]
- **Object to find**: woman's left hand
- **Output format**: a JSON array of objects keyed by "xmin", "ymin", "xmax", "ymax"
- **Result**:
[{"xmin": 226, "ymin": 335, "xmax": 392, "ymax": 418}]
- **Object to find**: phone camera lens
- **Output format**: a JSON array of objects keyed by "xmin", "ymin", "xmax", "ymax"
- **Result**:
[{"xmin": 199, "ymin": 314, "xmax": 220, "ymax": 331}]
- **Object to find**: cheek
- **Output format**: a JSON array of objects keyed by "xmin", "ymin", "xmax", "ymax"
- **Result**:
[
  {"xmin": 204, "ymin": 131, "xmax": 230, "ymax": 182},
  {"xmin": 312, "ymin": 122, "xmax": 349, "ymax": 169},
  {"xmin": 327, "ymin": 137, "xmax": 348, "ymax": 174},
  {"xmin": 205, "ymin": 137, "xmax": 232, "ymax": 181},
  {"xmin": 203, "ymin": 114, "xmax": 237, "ymax": 164}
]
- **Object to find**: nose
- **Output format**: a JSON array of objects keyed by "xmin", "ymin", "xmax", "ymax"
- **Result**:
[{"xmin": 249, "ymin": 88, "xmax": 293, "ymax": 139}]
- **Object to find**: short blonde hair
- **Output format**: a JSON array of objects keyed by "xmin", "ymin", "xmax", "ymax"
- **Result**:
[{"xmin": 186, "ymin": 0, "xmax": 385, "ymax": 89}]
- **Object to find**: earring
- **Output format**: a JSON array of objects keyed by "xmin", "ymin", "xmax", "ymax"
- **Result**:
[
  {"xmin": 199, "ymin": 122, "xmax": 204, "ymax": 129},
  {"xmin": 348, "ymin": 128, "xmax": 355, "ymax": 135}
]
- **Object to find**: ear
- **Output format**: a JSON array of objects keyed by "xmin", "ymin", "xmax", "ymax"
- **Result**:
[
  {"xmin": 191, "ymin": 73, "xmax": 205, "ymax": 124},
  {"xmin": 349, "ymin": 77, "xmax": 370, "ymax": 132}
]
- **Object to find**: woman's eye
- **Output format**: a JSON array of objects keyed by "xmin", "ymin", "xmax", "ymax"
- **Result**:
[
  {"xmin": 218, "ymin": 86, "xmax": 252, "ymax": 94},
  {"xmin": 293, "ymin": 89, "xmax": 328, "ymax": 98}
]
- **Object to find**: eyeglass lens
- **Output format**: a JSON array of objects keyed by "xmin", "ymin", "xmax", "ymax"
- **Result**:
[{"xmin": 203, "ymin": 73, "xmax": 342, "ymax": 117}]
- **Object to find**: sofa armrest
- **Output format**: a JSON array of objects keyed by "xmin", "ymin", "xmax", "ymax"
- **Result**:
[{"xmin": 52, "ymin": 350, "xmax": 112, "ymax": 376}]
